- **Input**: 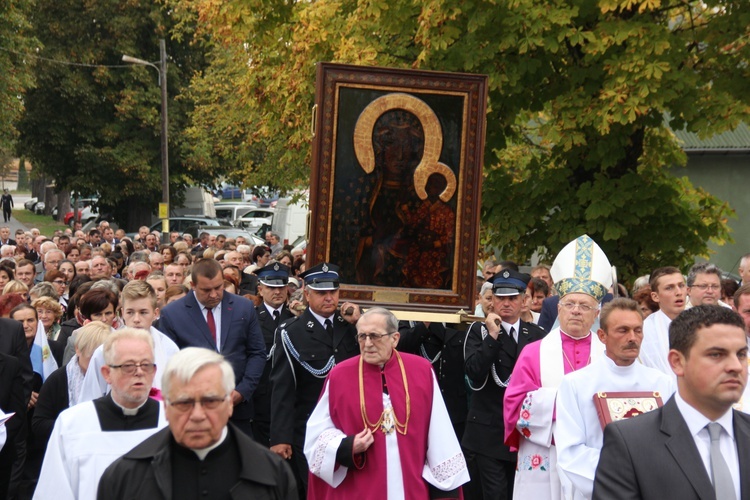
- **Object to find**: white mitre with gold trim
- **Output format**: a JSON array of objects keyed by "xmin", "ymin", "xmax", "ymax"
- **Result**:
[{"xmin": 550, "ymin": 234, "xmax": 612, "ymax": 303}]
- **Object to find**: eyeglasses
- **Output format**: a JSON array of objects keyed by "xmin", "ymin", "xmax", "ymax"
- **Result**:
[
  {"xmin": 690, "ymin": 284, "xmax": 721, "ymax": 291},
  {"xmin": 559, "ymin": 302, "xmax": 598, "ymax": 313},
  {"xmin": 108, "ymin": 362, "xmax": 157, "ymax": 375},
  {"xmin": 52, "ymin": 280, "xmax": 67, "ymax": 285},
  {"xmin": 168, "ymin": 395, "xmax": 228, "ymax": 412},
  {"xmin": 357, "ymin": 332, "xmax": 395, "ymax": 343}
]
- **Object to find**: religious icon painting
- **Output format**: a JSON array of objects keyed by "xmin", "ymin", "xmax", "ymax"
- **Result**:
[{"xmin": 309, "ymin": 63, "xmax": 488, "ymax": 314}]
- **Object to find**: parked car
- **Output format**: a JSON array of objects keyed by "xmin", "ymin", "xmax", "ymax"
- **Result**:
[
  {"xmin": 184, "ymin": 226, "xmax": 265, "ymax": 246},
  {"xmin": 214, "ymin": 203, "xmax": 259, "ymax": 225},
  {"xmin": 149, "ymin": 216, "xmax": 222, "ymax": 234},
  {"xmin": 24, "ymin": 198, "xmax": 38, "ymax": 212},
  {"xmin": 247, "ymin": 187, "xmax": 280, "ymax": 207},
  {"xmin": 64, "ymin": 198, "xmax": 99, "ymax": 226},
  {"xmin": 34, "ymin": 201, "xmax": 46, "ymax": 214},
  {"xmin": 234, "ymin": 208, "xmax": 274, "ymax": 231}
]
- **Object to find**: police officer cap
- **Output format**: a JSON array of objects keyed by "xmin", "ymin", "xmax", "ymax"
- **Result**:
[
  {"xmin": 490, "ymin": 269, "xmax": 530, "ymax": 296},
  {"xmin": 257, "ymin": 262, "xmax": 290, "ymax": 288},
  {"xmin": 300, "ymin": 262, "xmax": 340, "ymax": 291}
]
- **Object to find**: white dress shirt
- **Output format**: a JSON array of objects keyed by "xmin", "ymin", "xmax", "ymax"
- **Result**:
[
  {"xmin": 675, "ymin": 392, "xmax": 740, "ymax": 500},
  {"xmin": 197, "ymin": 292, "xmax": 223, "ymax": 351}
]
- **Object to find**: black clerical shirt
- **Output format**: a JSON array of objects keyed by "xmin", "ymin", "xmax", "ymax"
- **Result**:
[{"xmin": 93, "ymin": 393, "xmax": 160, "ymax": 431}]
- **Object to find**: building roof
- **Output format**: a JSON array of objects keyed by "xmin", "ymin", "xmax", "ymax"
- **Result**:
[{"xmin": 673, "ymin": 122, "xmax": 750, "ymax": 151}]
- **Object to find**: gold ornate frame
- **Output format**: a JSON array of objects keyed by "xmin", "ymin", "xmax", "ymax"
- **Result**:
[{"xmin": 309, "ymin": 63, "xmax": 488, "ymax": 314}]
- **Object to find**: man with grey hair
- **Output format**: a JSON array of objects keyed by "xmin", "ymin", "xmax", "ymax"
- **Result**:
[
  {"xmin": 148, "ymin": 251, "xmax": 164, "ymax": 272},
  {"xmin": 304, "ymin": 307, "xmax": 469, "ymax": 498},
  {"xmin": 35, "ymin": 328, "xmax": 166, "ymax": 500},
  {"xmin": 0, "ymin": 225, "xmax": 15, "ymax": 246},
  {"xmin": 0, "ymin": 244, "xmax": 15, "ymax": 259},
  {"xmin": 98, "ymin": 347, "xmax": 297, "ymax": 499},
  {"xmin": 739, "ymin": 253, "xmax": 750, "ymax": 287},
  {"xmin": 685, "ymin": 262, "xmax": 725, "ymax": 308}
]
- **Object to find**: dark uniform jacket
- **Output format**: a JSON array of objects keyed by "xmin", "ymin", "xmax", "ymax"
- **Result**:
[
  {"xmin": 397, "ymin": 321, "xmax": 468, "ymax": 440},
  {"xmin": 253, "ymin": 303, "xmax": 293, "ymax": 443},
  {"xmin": 97, "ymin": 424, "xmax": 298, "ymax": 500},
  {"xmin": 269, "ymin": 308, "xmax": 359, "ymax": 448},
  {"xmin": 462, "ymin": 320, "xmax": 546, "ymax": 461}
]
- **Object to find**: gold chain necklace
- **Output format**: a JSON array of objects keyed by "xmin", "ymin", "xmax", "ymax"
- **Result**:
[{"xmin": 359, "ymin": 350, "xmax": 411, "ymax": 435}]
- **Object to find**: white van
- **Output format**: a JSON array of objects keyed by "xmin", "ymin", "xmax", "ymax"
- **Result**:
[{"xmin": 273, "ymin": 193, "xmax": 309, "ymax": 245}]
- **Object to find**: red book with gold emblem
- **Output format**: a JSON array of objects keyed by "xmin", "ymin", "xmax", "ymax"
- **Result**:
[{"xmin": 593, "ymin": 391, "xmax": 664, "ymax": 429}]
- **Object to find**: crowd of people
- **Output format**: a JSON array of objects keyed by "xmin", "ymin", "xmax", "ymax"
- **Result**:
[{"xmin": 0, "ymin": 221, "xmax": 749, "ymax": 500}]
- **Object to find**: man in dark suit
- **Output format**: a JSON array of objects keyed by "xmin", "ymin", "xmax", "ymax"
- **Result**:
[
  {"xmin": 462, "ymin": 270, "xmax": 546, "ymax": 500},
  {"xmin": 269, "ymin": 262, "xmax": 360, "ymax": 497},
  {"xmin": 0, "ymin": 352, "xmax": 26, "ymax": 498},
  {"xmin": 0, "ymin": 225, "xmax": 16, "ymax": 246},
  {"xmin": 252, "ymin": 263, "xmax": 294, "ymax": 447},
  {"xmin": 0, "ymin": 318, "xmax": 33, "ymax": 402},
  {"xmin": 159, "ymin": 258, "xmax": 266, "ymax": 436},
  {"xmin": 594, "ymin": 305, "xmax": 750, "ymax": 500}
]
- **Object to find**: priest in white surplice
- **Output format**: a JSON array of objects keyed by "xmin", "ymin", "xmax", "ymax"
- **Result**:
[
  {"xmin": 503, "ymin": 235, "xmax": 612, "ymax": 500},
  {"xmin": 638, "ymin": 267, "xmax": 686, "ymax": 376},
  {"xmin": 555, "ymin": 298, "xmax": 675, "ymax": 499},
  {"xmin": 34, "ymin": 328, "xmax": 167, "ymax": 500},
  {"xmin": 305, "ymin": 308, "xmax": 469, "ymax": 499}
]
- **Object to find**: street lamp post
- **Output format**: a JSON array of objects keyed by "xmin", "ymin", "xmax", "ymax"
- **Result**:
[{"xmin": 122, "ymin": 39, "xmax": 169, "ymax": 236}]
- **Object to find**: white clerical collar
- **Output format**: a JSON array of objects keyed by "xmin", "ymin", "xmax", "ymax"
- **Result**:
[
  {"xmin": 112, "ymin": 395, "xmax": 148, "ymax": 416},
  {"xmin": 560, "ymin": 329, "xmax": 592, "ymax": 341},
  {"xmin": 191, "ymin": 426, "xmax": 229, "ymax": 460}
]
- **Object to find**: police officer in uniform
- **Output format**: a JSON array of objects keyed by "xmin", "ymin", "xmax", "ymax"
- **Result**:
[
  {"xmin": 397, "ymin": 320, "xmax": 469, "ymax": 441},
  {"xmin": 269, "ymin": 262, "xmax": 361, "ymax": 497},
  {"xmin": 462, "ymin": 269, "xmax": 546, "ymax": 500},
  {"xmin": 252, "ymin": 263, "xmax": 294, "ymax": 447}
]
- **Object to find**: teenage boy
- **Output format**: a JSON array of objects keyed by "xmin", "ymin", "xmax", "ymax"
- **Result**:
[{"xmin": 78, "ymin": 281, "xmax": 179, "ymax": 401}]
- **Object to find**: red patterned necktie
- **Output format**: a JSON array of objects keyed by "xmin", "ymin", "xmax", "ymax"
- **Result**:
[{"xmin": 207, "ymin": 308, "xmax": 217, "ymax": 343}]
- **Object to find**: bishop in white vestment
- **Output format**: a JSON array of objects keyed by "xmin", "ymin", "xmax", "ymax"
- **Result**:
[{"xmin": 504, "ymin": 235, "xmax": 613, "ymax": 500}]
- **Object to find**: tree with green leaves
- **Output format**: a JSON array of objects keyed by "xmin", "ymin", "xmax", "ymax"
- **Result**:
[
  {"xmin": 17, "ymin": 159, "xmax": 29, "ymax": 191},
  {"xmin": 0, "ymin": 0, "xmax": 37, "ymax": 154},
  {"xmin": 16, "ymin": 0, "xmax": 213, "ymax": 228},
  {"xmin": 174, "ymin": 0, "xmax": 748, "ymax": 283}
]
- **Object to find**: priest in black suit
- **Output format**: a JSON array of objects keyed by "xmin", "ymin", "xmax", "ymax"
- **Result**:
[{"xmin": 98, "ymin": 347, "xmax": 297, "ymax": 499}]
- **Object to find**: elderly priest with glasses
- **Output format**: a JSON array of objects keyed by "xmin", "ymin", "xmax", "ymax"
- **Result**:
[
  {"xmin": 34, "ymin": 328, "xmax": 167, "ymax": 500},
  {"xmin": 98, "ymin": 347, "xmax": 297, "ymax": 499},
  {"xmin": 304, "ymin": 307, "xmax": 469, "ymax": 499},
  {"xmin": 503, "ymin": 235, "xmax": 612, "ymax": 500}
]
